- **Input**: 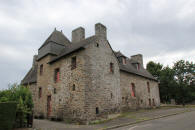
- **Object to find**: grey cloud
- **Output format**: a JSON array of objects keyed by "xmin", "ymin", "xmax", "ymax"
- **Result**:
[{"xmin": 0, "ymin": 0, "xmax": 194, "ymax": 89}]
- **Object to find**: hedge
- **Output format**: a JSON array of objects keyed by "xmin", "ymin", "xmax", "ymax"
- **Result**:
[{"xmin": 0, "ymin": 102, "xmax": 17, "ymax": 130}]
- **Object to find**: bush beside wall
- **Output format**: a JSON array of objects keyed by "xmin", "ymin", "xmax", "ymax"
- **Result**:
[{"xmin": 0, "ymin": 102, "xmax": 17, "ymax": 130}]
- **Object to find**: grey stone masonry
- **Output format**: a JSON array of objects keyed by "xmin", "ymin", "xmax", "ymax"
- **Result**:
[
  {"xmin": 72, "ymin": 27, "xmax": 85, "ymax": 43},
  {"xmin": 21, "ymin": 22, "xmax": 160, "ymax": 124}
]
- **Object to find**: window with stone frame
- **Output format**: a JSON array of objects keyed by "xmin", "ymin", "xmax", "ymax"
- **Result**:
[
  {"xmin": 71, "ymin": 56, "xmax": 76, "ymax": 70},
  {"xmin": 96, "ymin": 107, "xmax": 99, "ymax": 114},
  {"xmin": 110, "ymin": 62, "xmax": 114, "ymax": 73},
  {"xmin": 147, "ymin": 82, "xmax": 150, "ymax": 93},
  {"xmin": 54, "ymin": 88, "xmax": 57, "ymax": 94},
  {"xmin": 131, "ymin": 83, "xmax": 136, "ymax": 97},
  {"xmin": 136, "ymin": 63, "xmax": 140, "ymax": 70},
  {"xmin": 40, "ymin": 64, "xmax": 43, "ymax": 75},
  {"xmin": 149, "ymin": 98, "xmax": 151, "ymax": 106},
  {"xmin": 39, "ymin": 87, "xmax": 42, "ymax": 98},
  {"xmin": 122, "ymin": 57, "xmax": 127, "ymax": 65},
  {"xmin": 72, "ymin": 84, "xmax": 76, "ymax": 91},
  {"xmin": 152, "ymin": 98, "xmax": 155, "ymax": 106},
  {"xmin": 54, "ymin": 68, "xmax": 60, "ymax": 83}
]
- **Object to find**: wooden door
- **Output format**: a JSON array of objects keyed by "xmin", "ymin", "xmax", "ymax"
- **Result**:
[{"xmin": 47, "ymin": 95, "xmax": 51, "ymax": 117}]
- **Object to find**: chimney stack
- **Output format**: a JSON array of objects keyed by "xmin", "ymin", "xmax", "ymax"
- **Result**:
[
  {"xmin": 32, "ymin": 55, "xmax": 38, "ymax": 68},
  {"xmin": 131, "ymin": 54, "xmax": 143, "ymax": 66},
  {"xmin": 72, "ymin": 27, "xmax": 85, "ymax": 43},
  {"xmin": 95, "ymin": 23, "xmax": 107, "ymax": 39}
]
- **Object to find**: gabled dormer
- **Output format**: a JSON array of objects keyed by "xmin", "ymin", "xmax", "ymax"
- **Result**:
[
  {"xmin": 131, "ymin": 54, "xmax": 143, "ymax": 70},
  {"xmin": 37, "ymin": 29, "xmax": 71, "ymax": 61},
  {"xmin": 115, "ymin": 51, "xmax": 127, "ymax": 65}
]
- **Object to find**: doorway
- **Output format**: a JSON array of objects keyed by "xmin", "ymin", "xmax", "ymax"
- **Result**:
[{"xmin": 47, "ymin": 95, "xmax": 51, "ymax": 117}]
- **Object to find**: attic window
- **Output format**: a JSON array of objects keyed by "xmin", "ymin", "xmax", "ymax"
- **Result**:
[
  {"xmin": 122, "ymin": 57, "xmax": 127, "ymax": 65},
  {"xmin": 135, "ymin": 63, "xmax": 140, "ymax": 70}
]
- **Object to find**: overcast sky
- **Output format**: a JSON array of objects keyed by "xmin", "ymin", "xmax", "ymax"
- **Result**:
[{"xmin": 0, "ymin": 0, "xmax": 195, "ymax": 89}]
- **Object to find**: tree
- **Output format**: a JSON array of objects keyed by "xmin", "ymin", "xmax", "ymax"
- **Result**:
[
  {"xmin": 159, "ymin": 66, "xmax": 177, "ymax": 103},
  {"xmin": 173, "ymin": 60, "xmax": 195, "ymax": 105},
  {"xmin": 146, "ymin": 61, "xmax": 163, "ymax": 80}
]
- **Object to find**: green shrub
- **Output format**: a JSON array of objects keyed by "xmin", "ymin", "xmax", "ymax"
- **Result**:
[{"xmin": 0, "ymin": 102, "xmax": 17, "ymax": 130}]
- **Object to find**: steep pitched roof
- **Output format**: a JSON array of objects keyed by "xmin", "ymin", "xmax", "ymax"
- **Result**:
[
  {"xmin": 49, "ymin": 36, "xmax": 97, "ymax": 64},
  {"xmin": 39, "ymin": 29, "xmax": 71, "ymax": 50},
  {"xmin": 115, "ymin": 52, "xmax": 156, "ymax": 81},
  {"xmin": 21, "ymin": 65, "xmax": 37, "ymax": 85}
]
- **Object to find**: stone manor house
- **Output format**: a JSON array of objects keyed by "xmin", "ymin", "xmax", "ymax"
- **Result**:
[{"xmin": 21, "ymin": 23, "xmax": 160, "ymax": 123}]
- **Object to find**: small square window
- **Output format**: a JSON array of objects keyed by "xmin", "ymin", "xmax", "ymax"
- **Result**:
[{"xmin": 95, "ymin": 43, "xmax": 99, "ymax": 47}]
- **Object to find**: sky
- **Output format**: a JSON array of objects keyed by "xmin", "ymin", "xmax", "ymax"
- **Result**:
[{"xmin": 0, "ymin": 0, "xmax": 194, "ymax": 89}]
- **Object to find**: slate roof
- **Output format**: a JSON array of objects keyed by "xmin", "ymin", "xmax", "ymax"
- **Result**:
[
  {"xmin": 49, "ymin": 36, "xmax": 97, "ymax": 64},
  {"xmin": 115, "ymin": 51, "xmax": 156, "ymax": 81},
  {"xmin": 22, "ymin": 30, "xmax": 156, "ymax": 85},
  {"xmin": 39, "ymin": 29, "xmax": 71, "ymax": 50},
  {"xmin": 21, "ymin": 65, "xmax": 38, "ymax": 85}
]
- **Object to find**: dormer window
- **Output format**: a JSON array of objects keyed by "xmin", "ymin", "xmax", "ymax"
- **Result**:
[
  {"xmin": 136, "ymin": 63, "xmax": 140, "ymax": 70},
  {"xmin": 122, "ymin": 57, "xmax": 127, "ymax": 65}
]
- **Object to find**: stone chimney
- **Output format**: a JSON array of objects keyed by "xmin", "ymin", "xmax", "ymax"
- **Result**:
[
  {"xmin": 131, "ymin": 54, "xmax": 143, "ymax": 66},
  {"xmin": 32, "ymin": 55, "xmax": 38, "ymax": 68},
  {"xmin": 72, "ymin": 27, "xmax": 85, "ymax": 43},
  {"xmin": 95, "ymin": 23, "xmax": 107, "ymax": 39}
]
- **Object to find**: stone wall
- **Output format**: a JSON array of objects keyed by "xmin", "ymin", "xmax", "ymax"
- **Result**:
[
  {"xmin": 120, "ymin": 71, "xmax": 160, "ymax": 111},
  {"xmin": 83, "ymin": 36, "xmax": 121, "ymax": 121}
]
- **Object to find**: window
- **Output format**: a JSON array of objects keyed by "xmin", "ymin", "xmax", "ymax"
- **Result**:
[
  {"xmin": 122, "ymin": 57, "xmax": 127, "ymax": 65},
  {"xmin": 136, "ymin": 63, "xmax": 140, "ymax": 70},
  {"xmin": 152, "ymin": 98, "xmax": 155, "ymax": 106},
  {"xmin": 110, "ymin": 62, "xmax": 114, "ymax": 73},
  {"xmin": 71, "ymin": 56, "xmax": 76, "ymax": 70},
  {"xmin": 149, "ymin": 98, "xmax": 151, "ymax": 106},
  {"xmin": 95, "ymin": 43, "xmax": 99, "ymax": 47},
  {"xmin": 39, "ymin": 87, "xmax": 42, "ymax": 98},
  {"xmin": 54, "ymin": 68, "xmax": 60, "ymax": 83},
  {"xmin": 141, "ymin": 99, "xmax": 143, "ymax": 104},
  {"xmin": 72, "ymin": 84, "xmax": 76, "ymax": 91},
  {"xmin": 54, "ymin": 88, "xmax": 56, "ymax": 94},
  {"xmin": 96, "ymin": 107, "xmax": 99, "ymax": 114},
  {"xmin": 131, "ymin": 83, "xmax": 136, "ymax": 97},
  {"xmin": 147, "ymin": 82, "xmax": 150, "ymax": 93},
  {"xmin": 40, "ymin": 64, "xmax": 43, "ymax": 75},
  {"xmin": 111, "ymin": 93, "xmax": 113, "ymax": 99}
]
